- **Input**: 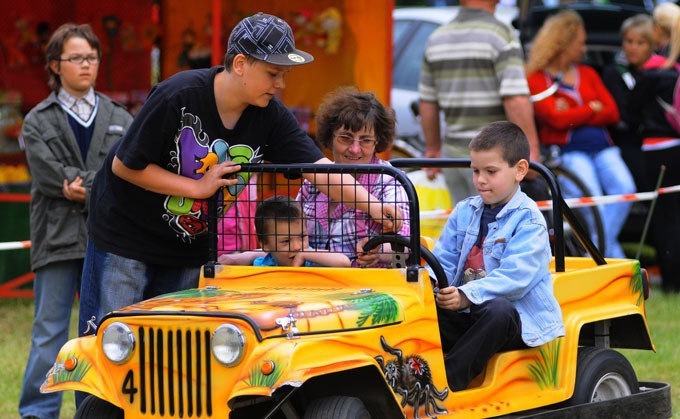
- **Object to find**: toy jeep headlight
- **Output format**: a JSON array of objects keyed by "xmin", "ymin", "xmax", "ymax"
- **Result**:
[
  {"xmin": 212, "ymin": 324, "xmax": 245, "ymax": 366},
  {"xmin": 101, "ymin": 322, "xmax": 135, "ymax": 363}
]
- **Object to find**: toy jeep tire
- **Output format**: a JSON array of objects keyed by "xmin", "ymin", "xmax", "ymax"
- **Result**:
[
  {"xmin": 304, "ymin": 396, "xmax": 370, "ymax": 419},
  {"xmin": 75, "ymin": 395, "xmax": 123, "ymax": 419},
  {"xmin": 566, "ymin": 347, "xmax": 638, "ymax": 405}
]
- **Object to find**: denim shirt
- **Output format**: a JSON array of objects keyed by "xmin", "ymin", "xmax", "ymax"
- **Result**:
[{"xmin": 433, "ymin": 188, "xmax": 565, "ymax": 347}]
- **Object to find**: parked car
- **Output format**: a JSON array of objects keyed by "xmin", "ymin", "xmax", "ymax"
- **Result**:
[
  {"xmin": 391, "ymin": 6, "xmax": 518, "ymax": 157},
  {"xmin": 41, "ymin": 161, "xmax": 670, "ymax": 418}
]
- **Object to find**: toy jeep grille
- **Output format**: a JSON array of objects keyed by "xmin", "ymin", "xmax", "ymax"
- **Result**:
[{"xmin": 137, "ymin": 326, "xmax": 213, "ymax": 417}]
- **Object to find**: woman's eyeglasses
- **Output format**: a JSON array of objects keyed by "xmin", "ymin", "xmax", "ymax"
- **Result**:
[
  {"xmin": 58, "ymin": 55, "xmax": 101, "ymax": 65},
  {"xmin": 334, "ymin": 133, "xmax": 377, "ymax": 149}
]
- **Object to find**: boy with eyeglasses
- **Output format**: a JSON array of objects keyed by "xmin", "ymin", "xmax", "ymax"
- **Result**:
[
  {"xmin": 18, "ymin": 23, "xmax": 133, "ymax": 419},
  {"xmin": 78, "ymin": 13, "xmax": 402, "ymax": 357}
]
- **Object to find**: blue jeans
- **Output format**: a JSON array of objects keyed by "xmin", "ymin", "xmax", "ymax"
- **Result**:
[
  {"xmin": 76, "ymin": 241, "xmax": 199, "ymax": 407},
  {"xmin": 19, "ymin": 260, "xmax": 81, "ymax": 419},
  {"xmin": 560, "ymin": 147, "xmax": 636, "ymax": 258},
  {"xmin": 78, "ymin": 240, "xmax": 201, "ymax": 338}
]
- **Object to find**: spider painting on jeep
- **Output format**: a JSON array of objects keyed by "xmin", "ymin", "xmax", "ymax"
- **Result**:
[{"xmin": 376, "ymin": 336, "xmax": 449, "ymax": 419}]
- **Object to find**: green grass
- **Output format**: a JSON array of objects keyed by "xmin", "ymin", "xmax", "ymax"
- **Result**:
[
  {"xmin": 1, "ymin": 298, "xmax": 78, "ymax": 418},
  {"xmin": 620, "ymin": 288, "xmax": 680, "ymax": 417},
  {"xmin": 1, "ymin": 289, "xmax": 677, "ymax": 418}
]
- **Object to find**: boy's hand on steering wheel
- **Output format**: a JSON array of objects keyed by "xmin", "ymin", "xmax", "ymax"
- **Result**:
[{"xmin": 436, "ymin": 286, "xmax": 471, "ymax": 311}]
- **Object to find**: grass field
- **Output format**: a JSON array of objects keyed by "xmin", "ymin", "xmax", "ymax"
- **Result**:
[{"xmin": 1, "ymin": 288, "xmax": 678, "ymax": 418}]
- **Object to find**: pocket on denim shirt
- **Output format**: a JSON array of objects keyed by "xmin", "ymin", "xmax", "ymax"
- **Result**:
[{"xmin": 488, "ymin": 239, "xmax": 507, "ymax": 260}]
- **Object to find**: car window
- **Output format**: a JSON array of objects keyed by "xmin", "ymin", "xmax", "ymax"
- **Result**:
[
  {"xmin": 393, "ymin": 21, "xmax": 441, "ymax": 91},
  {"xmin": 393, "ymin": 20, "xmax": 413, "ymax": 58}
]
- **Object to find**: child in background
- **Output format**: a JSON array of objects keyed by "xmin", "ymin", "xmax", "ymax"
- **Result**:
[
  {"xmin": 433, "ymin": 121, "xmax": 564, "ymax": 392},
  {"xmin": 19, "ymin": 23, "xmax": 133, "ymax": 418}
]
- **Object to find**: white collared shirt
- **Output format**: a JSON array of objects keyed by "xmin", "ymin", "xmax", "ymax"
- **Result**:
[{"xmin": 57, "ymin": 88, "xmax": 98, "ymax": 127}]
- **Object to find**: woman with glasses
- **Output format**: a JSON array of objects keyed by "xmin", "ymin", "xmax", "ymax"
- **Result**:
[
  {"xmin": 19, "ymin": 23, "xmax": 133, "ymax": 418},
  {"xmin": 297, "ymin": 87, "xmax": 410, "ymax": 267}
]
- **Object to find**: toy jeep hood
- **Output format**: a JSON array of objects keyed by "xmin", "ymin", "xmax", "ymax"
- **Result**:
[{"xmin": 110, "ymin": 275, "xmax": 406, "ymax": 339}]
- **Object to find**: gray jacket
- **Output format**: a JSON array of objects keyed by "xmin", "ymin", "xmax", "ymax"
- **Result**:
[{"xmin": 22, "ymin": 92, "xmax": 133, "ymax": 271}]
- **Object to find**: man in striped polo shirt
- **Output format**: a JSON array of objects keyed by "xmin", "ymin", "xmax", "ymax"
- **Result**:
[{"xmin": 419, "ymin": 0, "xmax": 540, "ymax": 203}]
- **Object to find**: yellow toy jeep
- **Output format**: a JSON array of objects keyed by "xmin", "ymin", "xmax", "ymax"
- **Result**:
[{"xmin": 42, "ymin": 161, "xmax": 671, "ymax": 418}]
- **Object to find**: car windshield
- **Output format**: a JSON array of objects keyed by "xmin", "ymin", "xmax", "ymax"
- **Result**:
[{"xmin": 393, "ymin": 21, "xmax": 442, "ymax": 90}]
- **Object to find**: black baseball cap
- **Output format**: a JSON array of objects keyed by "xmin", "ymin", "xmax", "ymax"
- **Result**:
[{"xmin": 227, "ymin": 13, "xmax": 314, "ymax": 66}]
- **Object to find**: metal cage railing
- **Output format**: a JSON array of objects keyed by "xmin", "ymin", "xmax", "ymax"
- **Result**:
[
  {"xmin": 203, "ymin": 159, "xmax": 604, "ymax": 277},
  {"xmin": 204, "ymin": 163, "xmax": 422, "ymax": 278}
]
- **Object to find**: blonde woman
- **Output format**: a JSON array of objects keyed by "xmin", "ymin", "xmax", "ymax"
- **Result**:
[
  {"xmin": 652, "ymin": 2, "xmax": 680, "ymax": 58},
  {"xmin": 602, "ymin": 14, "xmax": 656, "ymax": 191},
  {"xmin": 627, "ymin": 4, "xmax": 680, "ymax": 293},
  {"xmin": 525, "ymin": 10, "xmax": 635, "ymax": 259}
]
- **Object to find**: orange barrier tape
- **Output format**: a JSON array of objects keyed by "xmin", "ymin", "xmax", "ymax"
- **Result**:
[
  {"xmin": 420, "ymin": 184, "xmax": 680, "ymax": 220},
  {"xmin": 0, "ymin": 240, "xmax": 31, "ymax": 250},
  {"xmin": 0, "ymin": 193, "xmax": 30, "ymax": 203}
]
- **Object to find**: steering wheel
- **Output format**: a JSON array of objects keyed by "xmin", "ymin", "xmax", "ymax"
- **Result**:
[{"xmin": 361, "ymin": 235, "xmax": 449, "ymax": 289}]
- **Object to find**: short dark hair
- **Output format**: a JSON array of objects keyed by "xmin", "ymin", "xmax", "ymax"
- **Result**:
[
  {"xmin": 45, "ymin": 23, "xmax": 101, "ymax": 92},
  {"xmin": 316, "ymin": 86, "xmax": 396, "ymax": 153},
  {"xmin": 254, "ymin": 195, "xmax": 303, "ymax": 242},
  {"xmin": 469, "ymin": 121, "xmax": 529, "ymax": 166},
  {"xmin": 223, "ymin": 52, "xmax": 257, "ymax": 72}
]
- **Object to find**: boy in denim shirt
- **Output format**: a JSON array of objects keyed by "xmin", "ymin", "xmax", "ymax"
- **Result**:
[{"xmin": 433, "ymin": 121, "xmax": 565, "ymax": 391}]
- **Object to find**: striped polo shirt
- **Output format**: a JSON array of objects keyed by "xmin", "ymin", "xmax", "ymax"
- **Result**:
[{"xmin": 419, "ymin": 7, "xmax": 530, "ymax": 143}]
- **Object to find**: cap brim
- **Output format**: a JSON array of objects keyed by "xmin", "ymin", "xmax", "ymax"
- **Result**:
[{"xmin": 255, "ymin": 49, "xmax": 314, "ymax": 66}]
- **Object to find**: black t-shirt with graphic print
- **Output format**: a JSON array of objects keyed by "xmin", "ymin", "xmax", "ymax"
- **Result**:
[{"xmin": 88, "ymin": 66, "xmax": 324, "ymax": 266}]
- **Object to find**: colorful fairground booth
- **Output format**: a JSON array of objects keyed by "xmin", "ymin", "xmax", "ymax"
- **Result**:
[{"xmin": 0, "ymin": 0, "xmax": 394, "ymax": 297}]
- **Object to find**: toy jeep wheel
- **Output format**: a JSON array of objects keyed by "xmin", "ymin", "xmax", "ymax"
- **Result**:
[
  {"xmin": 74, "ymin": 395, "xmax": 123, "ymax": 419},
  {"xmin": 304, "ymin": 396, "xmax": 370, "ymax": 419},
  {"xmin": 566, "ymin": 347, "xmax": 638, "ymax": 405}
]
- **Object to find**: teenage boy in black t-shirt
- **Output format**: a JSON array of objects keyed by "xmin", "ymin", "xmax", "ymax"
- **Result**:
[{"xmin": 78, "ymin": 13, "xmax": 401, "ymax": 344}]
